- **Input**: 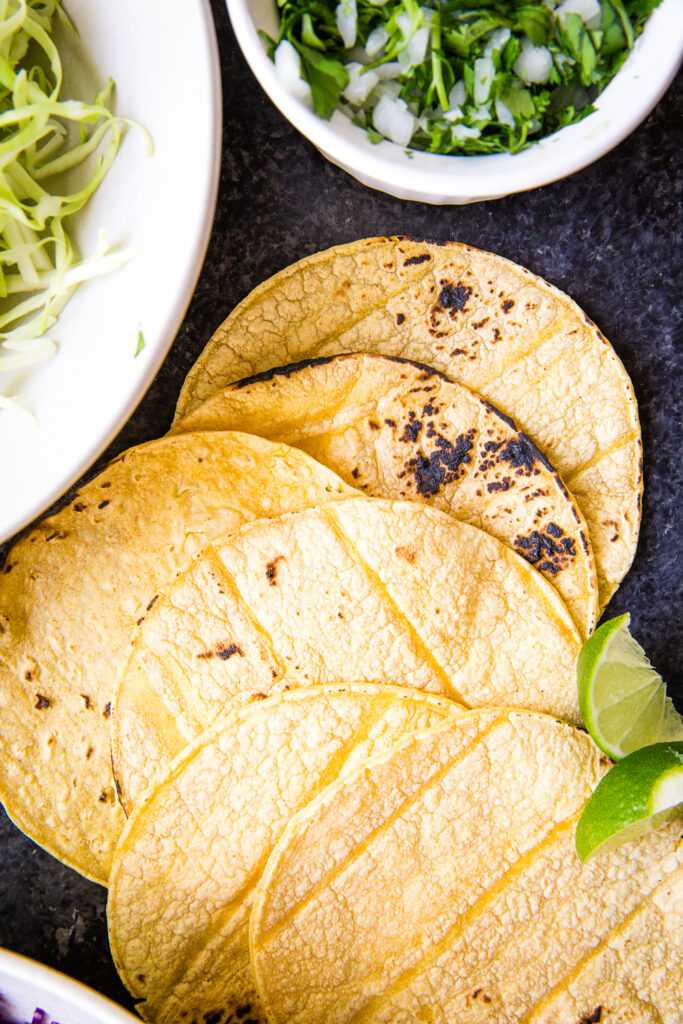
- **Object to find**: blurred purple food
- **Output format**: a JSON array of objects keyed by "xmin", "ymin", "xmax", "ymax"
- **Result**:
[{"xmin": 0, "ymin": 1003, "xmax": 58, "ymax": 1024}]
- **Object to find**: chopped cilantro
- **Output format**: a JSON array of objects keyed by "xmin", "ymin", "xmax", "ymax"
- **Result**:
[
  {"xmin": 271, "ymin": 0, "xmax": 663, "ymax": 154},
  {"xmin": 134, "ymin": 331, "xmax": 145, "ymax": 357}
]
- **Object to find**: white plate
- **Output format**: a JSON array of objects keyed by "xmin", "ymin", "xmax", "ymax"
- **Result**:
[
  {"xmin": 0, "ymin": 0, "xmax": 222, "ymax": 543},
  {"xmin": 0, "ymin": 947, "xmax": 138, "ymax": 1023}
]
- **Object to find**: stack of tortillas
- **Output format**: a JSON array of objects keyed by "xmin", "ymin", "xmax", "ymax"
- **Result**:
[{"xmin": 2, "ymin": 240, "xmax": 677, "ymax": 1023}]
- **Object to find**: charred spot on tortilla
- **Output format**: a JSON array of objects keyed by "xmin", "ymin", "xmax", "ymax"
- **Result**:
[
  {"xmin": 197, "ymin": 642, "xmax": 243, "ymax": 661},
  {"xmin": 437, "ymin": 282, "xmax": 473, "ymax": 314},
  {"xmin": 218, "ymin": 643, "xmax": 243, "ymax": 661},
  {"xmin": 405, "ymin": 430, "xmax": 475, "ymax": 497},
  {"xmin": 481, "ymin": 400, "xmax": 517, "ymax": 431},
  {"xmin": 403, "ymin": 253, "xmax": 431, "ymax": 266},
  {"xmin": 266, "ymin": 556, "xmax": 285, "ymax": 585},
  {"xmin": 499, "ymin": 435, "xmax": 554, "ymax": 474},
  {"xmin": 395, "ymin": 546, "xmax": 418, "ymax": 563},
  {"xmin": 232, "ymin": 355, "xmax": 340, "ymax": 389},
  {"xmin": 35, "ymin": 694, "xmax": 50, "ymax": 710},
  {"xmin": 515, "ymin": 526, "xmax": 577, "ymax": 573},
  {"xmin": 400, "ymin": 412, "xmax": 422, "ymax": 443}
]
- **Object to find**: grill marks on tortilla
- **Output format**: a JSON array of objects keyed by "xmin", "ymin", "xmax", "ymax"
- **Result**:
[
  {"xmin": 112, "ymin": 498, "xmax": 582, "ymax": 810},
  {"xmin": 250, "ymin": 713, "xmax": 682, "ymax": 1024},
  {"xmin": 172, "ymin": 354, "xmax": 598, "ymax": 638},
  {"xmin": 0, "ymin": 431, "xmax": 358, "ymax": 883},
  {"xmin": 107, "ymin": 687, "xmax": 460, "ymax": 1024},
  {"xmin": 173, "ymin": 238, "xmax": 641, "ymax": 613}
]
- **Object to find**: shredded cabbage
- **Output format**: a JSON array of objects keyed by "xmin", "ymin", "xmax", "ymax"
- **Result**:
[{"xmin": 0, "ymin": 0, "xmax": 140, "ymax": 416}]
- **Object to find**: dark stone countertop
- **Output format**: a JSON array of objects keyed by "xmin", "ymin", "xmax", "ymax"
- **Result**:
[{"xmin": 0, "ymin": 0, "xmax": 681, "ymax": 1011}]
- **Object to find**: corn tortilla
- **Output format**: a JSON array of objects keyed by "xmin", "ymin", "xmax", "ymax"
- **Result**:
[
  {"xmin": 250, "ymin": 710, "xmax": 683, "ymax": 1024},
  {"xmin": 0, "ymin": 431, "xmax": 355, "ymax": 883},
  {"xmin": 111, "ymin": 497, "xmax": 581, "ymax": 812},
  {"xmin": 174, "ymin": 352, "xmax": 599, "ymax": 638},
  {"xmin": 107, "ymin": 683, "xmax": 463, "ymax": 1024},
  {"xmin": 175, "ymin": 238, "xmax": 642, "ymax": 609}
]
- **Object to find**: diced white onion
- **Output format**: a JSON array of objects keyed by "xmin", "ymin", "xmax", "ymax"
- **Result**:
[
  {"xmin": 448, "ymin": 80, "xmax": 466, "ymax": 109},
  {"xmin": 451, "ymin": 124, "xmax": 481, "ymax": 140},
  {"xmin": 396, "ymin": 11, "xmax": 412, "ymax": 38},
  {"xmin": 373, "ymin": 94, "xmax": 416, "ymax": 145},
  {"xmin": 514, "ymin": 38, "xmax": 554, "ymax": 84},
  {"xmin": 374, "ymin": 61, "xmax": 403, "ymax": 79},
  {"xmin": 372, "ymin": 79, "xmax": 403, "ymax": 102},
  {"xmin": 473, "ymin": 56, "xmax": 495, "ymax": 104},
  {"xmin": 556, "ymin": 0, "xmax": 602, "ymax": 29},
  {"xmin": 398, "ymin": 25, "xmax": 430, "ymax": 70},
  {"xmin": 483, "ymin": 27, "xmax": 511, "ymax": 57},
  {"xmin": 343, "ymin": 62, "xmax": 380, "ymax": 103},
  {"xmin": 495, "ymin": 96, "xmax": 516, "ymax": 127},
  {"xmin": 336, "ymin": 0, "xmax": 358, "ymax": 49},
  {"xmin": 274, "ymin": 41, "xmax": 312, "ymax": 104},
  {"xmin": 365, "ymin": 26, "xmax": 389, "ymax": 57},
  {"xmin": 443, "ymin": 106, "xmax": 463, "ymax": 123},
  {"xmin": 471, "ymin": 103, "xmax": 491, "ymax": 121}
]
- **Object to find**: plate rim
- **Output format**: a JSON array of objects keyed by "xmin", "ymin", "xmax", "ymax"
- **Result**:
[
  {"xmin": 0, "ymin": 946, "xmax": 139, "ymax": 1022},
  {"xmin": 0, "ymin": 0, "xmax": 223, "ymax": 545}
]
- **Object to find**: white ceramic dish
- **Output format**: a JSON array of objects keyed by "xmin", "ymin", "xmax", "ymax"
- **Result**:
[
  {"xmin": 0, "ymin": 947, "xmax": 138, "ymax": 1024},
  {"xmin": 0, "ymin": 0, "xmax": 222, "ymax": 544},
  {"xmin": 227, "ymin": 0, "xmax": 683, "ymax": 204}
]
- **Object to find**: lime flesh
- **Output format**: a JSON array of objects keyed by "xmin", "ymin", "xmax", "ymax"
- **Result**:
[
  {"xmin": 575, "ymin": 741, "xmax": 683, "ymax": 860},
  {"xmin": 577, "ymin": 613, "xmax": 683, "ymax": 759}
]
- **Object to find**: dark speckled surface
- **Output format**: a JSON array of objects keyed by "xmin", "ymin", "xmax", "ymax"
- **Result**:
[{"xmin": 0, "ymin": 0, "xmax": 681, "ymax": 1011}]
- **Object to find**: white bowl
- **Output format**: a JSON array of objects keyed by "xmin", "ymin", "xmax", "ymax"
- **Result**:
[
  {"xmin": 227, "ymin": 0, "xmax": 683, "ymax": 204},
  {"xmin": 0, "ymin": 948, "xmax": 138, "ymax": 1024},
  {"xmin": 0, "ymin": 0, "xmax": 221, "ymax": 543}
]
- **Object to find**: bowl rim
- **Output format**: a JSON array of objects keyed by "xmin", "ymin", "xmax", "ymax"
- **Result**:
[
  {"xmin": 227, "ymin": 0, "xmax": 683, "ymax": 202},
  {"xmin": 0, "ymin": 947, "xmax": 139, "ymax": 1023}
]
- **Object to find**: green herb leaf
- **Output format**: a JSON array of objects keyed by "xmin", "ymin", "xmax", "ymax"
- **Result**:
[
  {"xmin": 500, "ymin": 86, "xmax": 535, "ymax": 120},
  {"xmin": 301, "ymin": 14, "xmax": 326, "ymax": 51},
  {"xmin": 297, "ymin": 43, "xmax": 349, "ymax": 119},
  {"xmin": 517, "ymin": 5, "xmax": 553, "ymax": 47},
  {"xmin": 134, "ymin": 330, "xmax": 145, "ymax": 358}
]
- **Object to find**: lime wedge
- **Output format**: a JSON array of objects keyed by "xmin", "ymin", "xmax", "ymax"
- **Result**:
[
  {"xmin": 575, "ymin": 741, "xmax": 683, "ymax": 860},
  {"xmin": 577, "ymin": 613, "xmax": 683, "ymax": 760}
]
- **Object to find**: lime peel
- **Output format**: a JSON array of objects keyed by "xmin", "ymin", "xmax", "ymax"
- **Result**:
[{"xmin": 575, "ymin": 741, "xmax": 683, "ymax": 861}]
